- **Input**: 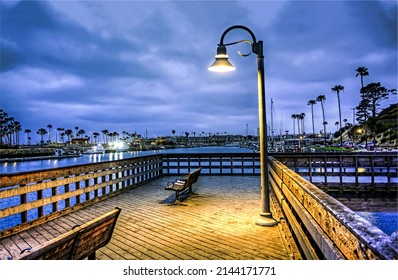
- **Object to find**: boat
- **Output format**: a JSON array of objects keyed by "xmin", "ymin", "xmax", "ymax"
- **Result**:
[{"xmin": 83, "ymin": 144, "xmax": 105, "ymax": 154}]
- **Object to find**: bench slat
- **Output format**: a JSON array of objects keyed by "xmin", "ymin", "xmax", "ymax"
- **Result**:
[
  {"xmin": 72, "ymin": 208, "xmax": 121, "ymax": 260},
  {"xmin": 17, "ymin": 228, "xmax": 81, "ymax": 260},
  {"xmin": 16, "ymin": 207, "xmax": 121, "ymax": 260}
]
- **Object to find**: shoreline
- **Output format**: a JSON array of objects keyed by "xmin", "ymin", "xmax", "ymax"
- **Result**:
[{"xmin": 0, "ymin": 154, "xmax": 81, "ymax": 163}]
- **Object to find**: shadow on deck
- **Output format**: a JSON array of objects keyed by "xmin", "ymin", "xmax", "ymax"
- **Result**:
[{"xmin": 0, "ymin": 176, "xmax": 301, "ymax": 260}]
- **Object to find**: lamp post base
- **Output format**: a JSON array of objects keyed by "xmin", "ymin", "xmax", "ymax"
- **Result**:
[{"xmin": 255, "ymin": 212, "xmax": 277, "ymax": 227}]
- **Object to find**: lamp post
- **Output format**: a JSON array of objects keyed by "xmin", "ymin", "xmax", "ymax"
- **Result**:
[{"xmin": 209, "ymin": 25, "xmax": 277, "ymax": 226}]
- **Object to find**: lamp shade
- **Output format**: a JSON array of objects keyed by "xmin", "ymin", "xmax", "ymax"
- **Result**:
[{"xmin": 208, "ymin": 45, "xmax": 236, "ymax": 72}]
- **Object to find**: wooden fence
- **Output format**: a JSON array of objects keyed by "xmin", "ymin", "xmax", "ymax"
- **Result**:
[
  {"xmin": 268, "ymin": 156, "xmax": 397, "ymax": 260},
  {"xmin": 161, "ymin": 153, "xmax": 260, "ymax": 175},
  {"xmin": 0, "ymin": 155, "xmax": 162, "ymax": 238},
  {"xmin": 274, "ymin": 152, "xmax": 398, "ymax": 192}
]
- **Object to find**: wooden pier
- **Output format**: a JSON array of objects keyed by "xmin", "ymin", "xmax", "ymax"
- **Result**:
[
  {"xmin": 0, "ymin": 176, "xmax": 300, "ymax": 260},
  {"xmin": 1, "ymin": 152, "xmax": 396, "ymax": 260}
]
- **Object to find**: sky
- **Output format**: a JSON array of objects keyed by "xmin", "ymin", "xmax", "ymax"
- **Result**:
[{"xmin": 1, "ymin": 0, "xmax": 397, "ymax": 143}]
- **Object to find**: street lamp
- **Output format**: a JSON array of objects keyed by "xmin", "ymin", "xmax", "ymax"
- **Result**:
[{"xmin": 209, "ymin": 25, "xmax": 277, "ymax": 226}]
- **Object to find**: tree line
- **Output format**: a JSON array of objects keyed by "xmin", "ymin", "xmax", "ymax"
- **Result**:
[
  {"xmin": 0, "ymin": 113, "xmax": 142, "ymax": 147},
  {"xmin": 290, "ymin": 66, "xmax": 396, "ymax": 146}
]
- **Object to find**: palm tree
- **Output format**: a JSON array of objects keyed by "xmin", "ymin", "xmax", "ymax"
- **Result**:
[
  {"xmin": 299, "ymin": 113, "xmax": 306, "ymax": 135},
  {"xmin": 316, "ymin": 95, "xmax": 327, "ymax": 145},
  {"xmin": 77, "ymin": 129, "xmax": 85, "ymax": 138},
  {"xmin": 65, "ymin": 129, "xmax": 73, "ymax": 143},
  {"xmin": 343, "ymin": 118, "xmax": 348, "ymax": 128},
  {"xmin": 291, "ymin": 114, "xmax": 297, "ymax": 136},
  {"xmin": 60, "ymin": 132, "xmax": 65, "ymax": 143},
  {"xmin": 331, "ymin": 85, "xmax": 344, "ymax": 146},
  {"xmin": 0, "ymin": 109, "xmax": 8, "ymax": 146},
  {"xmin": 47, "ymin": 124, "xmax": 53, "ymax": 144},
  {"xmin": 56, "ymin": 128, "xmax": 64, "ymax": 144},
  {"xmin": 36, "ymin": 128, "xmax": 48, "ymax": 146},
  {"xmin": 335, "ymin": 121, "xmax": 339, "ymax": 132},
  {"xmin": 24, "ymin": 129, "xmax": 31, "ymax": 145},
  {"xmin": 307, "ymin": 100, "xmax": 317, "ymax": 136},
  {"xmin": 355, "ymin": 66, "xmax": 369, "ymax": 89},
  {"xmin": 102, "ymin": 130, "xmax": 109, "ymax": 143},
  {"xmin": 4, "ymin": 116, "xmax": 14, "ymax": 145},
  {"xmin": 296, "ymin": 115, "xmax": 301, "ymax": 136},
  {"xmin": 11, "ymin": 121, "xmax": 22, "ymax": 146},
  {"xmin": 93, "ymin": 132, "xmax": 100, "ymax": 144}
]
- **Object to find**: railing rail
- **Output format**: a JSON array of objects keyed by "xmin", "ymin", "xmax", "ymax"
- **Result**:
[
  {"xmin": 162, "ymin": 153, "xmax": 260, "ymax": 175},
  {"xmin": 274, "ymin": 152, "xmax": 398, "ymax": 192},
  {"xmin": 0, "ymin": 155, "xmax": 162, "ymax": 238},
  {"xmin": 268, "ymin": 156, "xmax": 397, "ymax": 260}
]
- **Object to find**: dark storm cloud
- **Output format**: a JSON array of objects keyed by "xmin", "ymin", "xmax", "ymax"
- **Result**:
[{"xmin": 0, "ymin": 0, "xmax": 396, "ymax": 142}]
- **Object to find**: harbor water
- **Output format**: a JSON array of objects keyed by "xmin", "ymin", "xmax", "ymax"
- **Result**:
[{"xmin": 1, "ymin": 146, "xmax": 397, "ymax": 235}]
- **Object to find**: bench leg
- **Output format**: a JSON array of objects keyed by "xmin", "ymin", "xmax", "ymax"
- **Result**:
[
  {"xmin": 88, "ymin": 252, "xmax": 96, "ymax": 260},
  {"xmin": 167, "ymin": 191, "xmax": 188, "ymax": 206},
  {"xmin": 188, "ymin": 186, "xmax": 198, "ymax": 195}
]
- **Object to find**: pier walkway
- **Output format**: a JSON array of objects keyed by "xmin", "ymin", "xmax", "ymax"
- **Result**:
[{"xmin": 0, "ymin": 176, "xmax": 301, "ymax": 260}]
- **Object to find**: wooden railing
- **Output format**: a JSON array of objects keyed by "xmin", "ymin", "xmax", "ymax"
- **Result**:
[
  {"xmin": 0, "ymin": 155, "xmax": 162, "ymax": 238},
  {"xmin": 162, "ymin": 152, "xmax": 397, "ymax": 191},
  {"xmin": 274, "ymin": 152, "xmax": 398, "ymax": 193},
  {"xmin": 268, "ymin": 156, "xmax": 397, "ymax": 260},
  {"xmin": 162, "ymin": 153, "xmax": 260, "ymax": 175}
]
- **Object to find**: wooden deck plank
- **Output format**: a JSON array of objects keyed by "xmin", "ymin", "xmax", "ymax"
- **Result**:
[
  {"xmin": 1, "ymin": 176, "xmax": 301, "ymax": 260},
  {"xmin": 10, "ymin": 234, "xmax": 30, "ymax": 253},
  {"xmin": 0, "ymin": 243, "xmax": 12, "ymax": 260},
  {"xmin": 125, "ymin": 208, "xmax": 277, "ymax": 259}
]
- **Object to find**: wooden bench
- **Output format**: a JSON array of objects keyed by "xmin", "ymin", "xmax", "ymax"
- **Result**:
[
  {"xmin": 165, "ymin": 168, "xmax": 202, "ymax": 205},
  {"xmin": 15, "ymin": 207, "xmax": 121, "ymax": 260}
]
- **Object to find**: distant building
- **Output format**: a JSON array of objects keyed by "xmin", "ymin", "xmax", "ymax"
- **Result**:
[{"xmin": 70, "ymin": 137, "xmax": 90, "ymax": 145}]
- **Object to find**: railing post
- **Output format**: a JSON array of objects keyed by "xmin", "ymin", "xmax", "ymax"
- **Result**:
[
  {"xmin": 52, "ymin": 182, "xmax": 57, "ymax": 212},
  {"xmin": 65, "ymin": 183, "xmax": 70, "ymax": 208},
  {"xmin": 37, "ymin": 187, "xmax": 44, "ymax": 217},
  {"xmin": 20, "ymin": 186, "xmax": 27, "ymax": 224},
  {"xmin": 339, "ymin": 156, "xmax": 343, "ymax": 193},
  {"xmin": 371, "ymin": 155, "xmax": 375, "ymax": 192}
]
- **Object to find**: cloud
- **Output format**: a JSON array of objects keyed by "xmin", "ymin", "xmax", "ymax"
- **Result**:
[{"xmin": 0, "ymin": 0, "xmax": 396, "ymax": 143}]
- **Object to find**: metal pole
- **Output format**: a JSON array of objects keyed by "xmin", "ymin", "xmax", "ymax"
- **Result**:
[
  {"xmin": 213, "ymin": 25, "xmax": 277, "ymax": 226},
  {"xmin": 255, "ymin": 41, "xmax": 277, "ymax": 226}
]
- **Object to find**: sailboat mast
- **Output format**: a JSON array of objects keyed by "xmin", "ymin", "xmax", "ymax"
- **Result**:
[{"xmin": 270, "ymin": 98, "xmax": 274, "ymax": 138}]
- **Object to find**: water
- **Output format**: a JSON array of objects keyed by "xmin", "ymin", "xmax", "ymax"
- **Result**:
[
  {"xmin": 357, "ymin": 212, "xmax": 398, "ymax": 236},
  {"xmin": 1, "ymin": 146, "xmax": 396, "ymax": 236},
  {"xmin": 0, "ymin": 146, "xmax": 253, "ymax": 174}
]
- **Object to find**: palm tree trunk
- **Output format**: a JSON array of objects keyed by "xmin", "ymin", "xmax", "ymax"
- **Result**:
[
  {"xmin": 311, "ymin": 105, "xmax": 315, "ymax": 135},
  {"xmin": 337, "ymin": 92, "xmax": 342, "ymax": 146},
  {"xmin": 321, "ymin": 102, "xmax": 326, "ymax": 145}
]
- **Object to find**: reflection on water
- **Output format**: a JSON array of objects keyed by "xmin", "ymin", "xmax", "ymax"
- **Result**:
[
  {"xmin": 0, "ymin": 147, "xmax": 253, "ymax": 174},
  {"xmin": 357, "ymin": 212, "xmax": 398, "ymax": 235}
]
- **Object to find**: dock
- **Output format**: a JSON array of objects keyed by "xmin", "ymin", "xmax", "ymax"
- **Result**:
[
  {"xmin": 1, "ymin": 152, "xmax": 396, "ymax": 260},
  {"xmin": 0, "ymin": 176, "xmax": 300, "ymax": 260}
]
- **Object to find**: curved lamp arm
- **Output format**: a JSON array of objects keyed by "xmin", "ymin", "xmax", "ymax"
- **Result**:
[{"xmin": 218, "ymin": 25, "xmax": 262, "ymax": 56}]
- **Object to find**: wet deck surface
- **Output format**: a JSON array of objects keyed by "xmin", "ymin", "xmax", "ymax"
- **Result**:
[{"xmin": 0, "ymin": 176, "xmax": 301, "ymax": 260}]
